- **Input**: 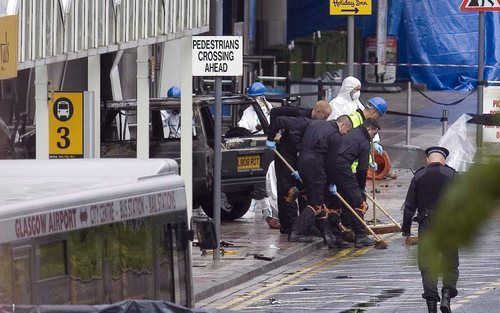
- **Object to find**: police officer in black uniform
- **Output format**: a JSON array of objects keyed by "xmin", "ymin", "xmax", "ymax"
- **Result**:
[
  {"xmin": 325, "ymin": 119, "xmax": 380, "ymax": 248},
  {"xmin": 266, "ymin": 101, "xmax": 331, "ymax": 235},
  {"xmin": 285, "ymin": 115, "xmax": 352, "ymax": 242},
  {"xmin": 402, "ymin": 146, "xmax": 458, "ymax": 313}
]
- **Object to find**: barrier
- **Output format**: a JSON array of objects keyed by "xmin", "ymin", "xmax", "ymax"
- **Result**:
[{"xmin": 367, "ymin": 151, "xmax": 392, "ymax": 180}]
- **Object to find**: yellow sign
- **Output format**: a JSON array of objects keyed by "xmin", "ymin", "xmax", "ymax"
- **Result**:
[
  {"xmin": 0, "ymin": 15, "xmax": 18, "ymax": 80},
  {"xmin": 49, "ymin": 92, "xmax": 84, "ymax": 158},
  {"xmin": 330, "ymin": 0, "xmax": 372, "ymax": 15}
]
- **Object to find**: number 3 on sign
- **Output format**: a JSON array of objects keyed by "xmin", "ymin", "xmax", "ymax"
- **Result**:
[{"xmin": 56, "ymin": 127, "xmax": 70, "ymax": 149}]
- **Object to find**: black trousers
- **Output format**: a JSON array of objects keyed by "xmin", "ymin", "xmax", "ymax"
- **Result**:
[
  {"xmin": 298, "ymin": 153, "xmax": 326, "ymax": 207},
  {"xmin": 418, "ymin": 222, "xmax": 459, "ymax": 301},
  {"xmin": 290, "ymin": 153, "xmax": 326, "ymax": 236},
  {"xmin": 275, "ymin": 146, "xmax": 300, "ymax": 234},
  {"xmin": 330, "ymin": 165, "xmax": 365, "ymax": 235}
]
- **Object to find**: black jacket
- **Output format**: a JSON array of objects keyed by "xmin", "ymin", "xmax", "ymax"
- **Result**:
[
  {"xmin": 401, "ymin": 162, "xmax": 456, "ymax": 235},
  {"xmin": 299, "ymin": 120, "xmax": 342, "ymax": 160},
  {"xmin": 267, "ymin": 107, "xmax": 312, "ymax": 155},
  {"xmin": 335, "ymin": 126, "xmax": 371, "ymax": 188}
]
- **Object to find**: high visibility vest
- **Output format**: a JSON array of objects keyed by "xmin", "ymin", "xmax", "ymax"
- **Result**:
[
  {"xmin": 349, "ymin": 110, "xmax": 365, "ymax": 129},
  {"xmin": 347, "ymin": 110, "xmax": 373, "ymax": 173}
]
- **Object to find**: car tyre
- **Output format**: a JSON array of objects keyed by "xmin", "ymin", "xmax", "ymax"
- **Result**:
[{"xmin": 200, "ymin": 192, "xmax": 253, "ymax": 221}]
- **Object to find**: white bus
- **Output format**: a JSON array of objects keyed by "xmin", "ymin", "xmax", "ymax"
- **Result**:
[{"xmin": 0, "ymin": 159, "xmax": 193, "ymax": 306}]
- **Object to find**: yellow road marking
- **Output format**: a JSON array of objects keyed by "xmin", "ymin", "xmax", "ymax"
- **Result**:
[
  {"xmin": 231, "ymin": 247, "xmax": 370, "ymax": 310},
  {"xmin": 451, "ymin": 277, "xmax": 500, "ymax": 310},
  {"xmin": 215, "ymin": 247, "xmax": 355, "ymax": 309},
  {"xmin": 215, "ymin": 233, "xmax": 397, "ymax": 310},
  {"xmin": 228, "ymin": 233, "xmax": 399, "ymax": 310}
]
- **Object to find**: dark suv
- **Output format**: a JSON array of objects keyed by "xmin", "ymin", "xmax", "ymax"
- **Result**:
[{"xmin": 101, "ymin": 95, "xmax": 274, "ymax": 220}]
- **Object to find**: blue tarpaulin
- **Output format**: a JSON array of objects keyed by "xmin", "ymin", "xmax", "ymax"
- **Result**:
[{"xmin": 287, "ymin": 0, "xmax": 500, "ymax": 90}]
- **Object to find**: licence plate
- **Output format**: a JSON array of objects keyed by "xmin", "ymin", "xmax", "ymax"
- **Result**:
[{"xmin": 237, "ymin": 155, "xmax": 261, "ymax": 170}]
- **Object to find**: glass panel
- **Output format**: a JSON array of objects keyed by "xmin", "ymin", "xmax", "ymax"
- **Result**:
[
  {"xmin": 156, "ymin": 218, "xmax": 173, "ymax": 300},
  {"xmin": 68, "ymin": 227, "xmax": 104, "ymax": 304},
  {"xmin": 13, "ymin": 255, "xmax": 31, "ymax": 304},
  {"xmin": 38, "ymin": 241, "xmax": 67, "ymax": 280},
  {"xmin": 0, "ymin": 244, "xmax": 13, "ymax": 303},
  {"xmin": 68, "ymin": 228, "xmax": 104, "ymax": 281},
  {"xmin": 120, "ymin": 218, "xmax": 154, "ymax": 298}
]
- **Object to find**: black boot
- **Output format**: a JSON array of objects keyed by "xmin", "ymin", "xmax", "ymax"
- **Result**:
[
  {"xmin": 440, "ymin": 290, "xmax": 452, "ymax": 313},
  {"xmin": 354, "ymin": 234, "xmax": 376, "ymax": 248},
  {"xmin": 288, "ymin": 232, "xmax": 313, "ymax": 243},
  {"xmin": 323, "ymin": 222, "xmax": 337, "ymax": 248},
  {"xmin": 426, "ymin": 300, "xmax": 437, "ymax": 313},
  {"xmin": 335, "ymin": 237, "xmax": 352, "ymax": 248}
]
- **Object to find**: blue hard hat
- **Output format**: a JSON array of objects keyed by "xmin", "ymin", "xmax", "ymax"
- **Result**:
[
  {"xmin": 368, "ymin": 97, "xmax": 388, "ymax": 117},
  {"xmin": 167, "ymin": 86, "xmax": 181, "ymax": 98},
  {"xmin": 247, "ymin": 82, "xmax": 266, "ymax": 97}
]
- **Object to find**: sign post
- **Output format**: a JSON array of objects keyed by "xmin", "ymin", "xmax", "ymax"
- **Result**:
[
  {"xmin": 192, "ymin": 31, "xmax": 243, "ymax": 260},
  {"xmin": 49, "ymin": 92, "xmax": 84, "ymax": 158},
  {"xmin": 329, "ymin": 0, "xmax": 372, "ymax": 76},
  {"xmin": 0, "ymin": 15, "xmax": 18, "ymax": 80},
  {"xmin": 459, "ymin": 0, "xmax": 499, "ymax": 146}
]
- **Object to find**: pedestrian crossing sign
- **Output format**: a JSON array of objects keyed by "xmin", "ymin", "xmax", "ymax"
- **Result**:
[{"xmin": 460, "ymin": 0, "xmax": 500, "ymax": 12}]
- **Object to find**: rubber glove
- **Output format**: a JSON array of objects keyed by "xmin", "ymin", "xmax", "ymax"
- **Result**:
[
  {"xmin": 328, "ymin": 183, "xmax": 337, "ymax": 195},
  {"xmin": 370, "ymin": 162, "xmax": 378, "ymax": 171},
  {"xmin": 291, "ymin": 171, "xmax": 301, "ymax": 181},
  {"xmin": 265, "ymin": 140, "xmax": 276, "ymax": 150},
  {"xmin": 373, "ymin": 143, "xmax": 383, "ymax": 154}
]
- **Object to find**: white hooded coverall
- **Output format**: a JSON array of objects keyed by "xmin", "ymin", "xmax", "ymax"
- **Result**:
[{"xmin": 327, "ymin": 76, "xmax": 364, "ymax": 121}]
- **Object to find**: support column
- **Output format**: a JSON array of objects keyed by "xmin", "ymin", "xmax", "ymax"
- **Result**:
[
  {"xmin": 136, "ymin": 46, "xmax": 150, "ymax": 159},
  {"xmin": 35, "ymin": 65, "xmax": 49, "ymax": 159},
  {"xmin": 180, "ymin": 36, "xmax": 194, "ymax": 308},
  {"xmin": 347, "ymin": 16, "xmax": 355, "ymax": 76},
  {"xmin": 160, "ymin": 39, "xmax": 181, "ymax": 96},
  {"xmin": 180, "ymin": 36, "xmax": 193, "ymax": 219},
  {"xmin": 88, "ymin": 55, "xmax": 101, "ymax": 158}
]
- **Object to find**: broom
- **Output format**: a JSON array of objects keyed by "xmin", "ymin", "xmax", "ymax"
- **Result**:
[
  {"xmin": 333, "ymin": 192, "xmax": 388, "ymax": 249},
  {"xmin": 364, "ymin": 192, "xmax": 401, "ymax": 230}
]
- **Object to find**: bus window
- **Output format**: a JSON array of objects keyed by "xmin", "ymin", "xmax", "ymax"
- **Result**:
[
  {"xmin": 68, "ymin": 228, "xmax": 104, "ymax": 304},
  {"xmin": 155, "ymin": 217, "xmax": 174, "ymax": 301},
  {"xmin": 0, "ymin": 244, "xmax": 13, "ymax": 303},
  {"xmin": 13, "ymin": 246, "xmax": 32, "ymax": 304},
  {"xmin": 38, "ymin": 241, "xmax": 67, "ymax": 280},
  {"xmin": 119, "ymin": 218, "xmax": 154, "ymax": 299}
]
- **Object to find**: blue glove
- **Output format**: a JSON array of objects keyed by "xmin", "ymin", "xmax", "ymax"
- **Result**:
[
  {"xmin": 291, "ymin": 171, "xmax": 301, "ymax": 181},
  {"xmin": 370, "ymin": 162, "xmax": 378, "ymax": 171},
  {"xmin": 328, "ymin": 183, "xmax": 337, "ymax": 195},
  {"xmin": 266, "ymin": 140, "xmax": 276, "ymax": 150},
  {"xmin": 373, "ymin": 143, "xmax": 383, "ymax": 154}
]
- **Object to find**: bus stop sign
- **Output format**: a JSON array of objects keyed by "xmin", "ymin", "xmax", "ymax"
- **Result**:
[{"xmin": 49, "ymin": 92, "xmax": 84, "ymax": 158}]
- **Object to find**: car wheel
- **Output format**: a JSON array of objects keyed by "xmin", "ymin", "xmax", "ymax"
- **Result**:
[{"xmin": 200, "ymin": 192, "xmax": 253, "ymax": 221}]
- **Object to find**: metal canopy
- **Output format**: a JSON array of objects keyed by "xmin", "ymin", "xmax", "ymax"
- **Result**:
[{"xmin": 7, "ymin": 0, "xmax": 209, "ymax": 69}]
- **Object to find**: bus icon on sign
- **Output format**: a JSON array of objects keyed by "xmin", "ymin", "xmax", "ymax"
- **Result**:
[
  {"xmin": 53, "ymin": 98, "xmax": 74, "ymax": 122},
  {"xmin": 57, "ymin": 101, "xmax": 70, "ymax": 119}
]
